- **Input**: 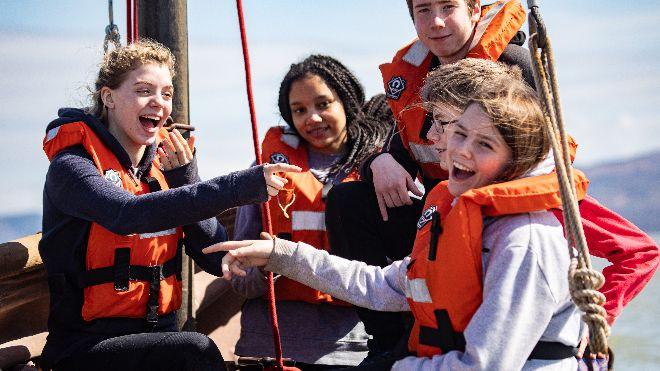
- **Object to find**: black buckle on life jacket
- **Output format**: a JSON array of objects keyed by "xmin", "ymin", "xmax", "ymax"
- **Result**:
[
  {"xmin": 418, "ymin": 309, "xmax": 466, "ymax": 352},
  {"xmin": 146, "ymin": 265, "xmax": 162, "ymax": 325},
  {"xmin": 113, "ymin": 248, "xmax": 131, "ymax": 291}
]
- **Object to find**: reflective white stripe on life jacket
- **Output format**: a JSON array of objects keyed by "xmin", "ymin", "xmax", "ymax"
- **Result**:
[
  {"xmin": 405, "ymin": 278, "xmax": 433, "ymax": 303},
  {"xmin": 291, "ymin": 211, "xmax": 326, "ymax": 231},
  {"xmin": 469, "ymin": 0, "xmax": 510, "ymax": 51},
  {"xmin": 139, "ymin": 228, "xmax": 178, "ymax": 239},
  {"xmin": 46, "ymin": 126, "xmax": 60, "ymax": 142},
  {"xmin": 409, "ymin": 142, "xmax": 442, "ymax": 163},
  {"xmin": 402, "ymin": 40, "xmax": 430, "ymax": 67}
]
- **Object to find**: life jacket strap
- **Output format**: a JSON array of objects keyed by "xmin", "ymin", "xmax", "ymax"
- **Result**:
[
  {"xmin": 146, "ymin": 264, "xmax": 162, "ymax": 325},
  {"xmin": 528, "ymin": 341, "xmax": 578, "ymax": 360},
  {"xmin": 418, "ymin": 309, "xmax": 466, "ymax": 352},
  {"xmin": 82, "ymin": 246, "xmax": 182, "ymax": 286},
  {"xmin": 80, "ymin": 241, "xmax": 183, "ymax": 323},
  {"xmin": 143, "ymin": 176, "xmax": 162, "ymax": 192},
  {"xmin": 419, "ymin": 309, "xmax": 578, "ymax": 360}
]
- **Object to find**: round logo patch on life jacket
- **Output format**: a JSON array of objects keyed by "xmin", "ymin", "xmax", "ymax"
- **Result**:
[
  {"xmin": 386, "ymin": 76, "xmax": 407, "ymax": 100},
  {"xmin": 417, "ymin": 205, "xmax": 437, "ymax": 229},
  {"xmin": 103, "ymin": 169, "xmax": 123, "ymax": 188},
  {"xmin": 270, "ymin": 152, "xmax": 289, "ymax": 164}
]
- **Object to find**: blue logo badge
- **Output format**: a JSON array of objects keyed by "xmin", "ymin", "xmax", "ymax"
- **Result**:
[{"xmin": 386, "ymin": 76, "xmax": 406, "ymax": 100}]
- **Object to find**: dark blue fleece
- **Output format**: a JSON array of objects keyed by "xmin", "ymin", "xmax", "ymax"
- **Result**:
[{"xmin": 39, "ymin": 108, "xmax": 268, "ymax": 367}]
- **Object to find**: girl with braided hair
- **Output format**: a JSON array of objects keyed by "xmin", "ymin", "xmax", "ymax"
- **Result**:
[{"xmin": 229, "ymin": 54, "xmax": 393, "ymax": 369}]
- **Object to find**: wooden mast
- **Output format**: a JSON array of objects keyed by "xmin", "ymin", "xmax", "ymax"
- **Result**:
[{"xmin": 138, "ymin": 0, "xmax": 195, "ymax": 331}]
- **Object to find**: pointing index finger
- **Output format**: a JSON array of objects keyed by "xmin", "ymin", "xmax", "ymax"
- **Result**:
[
  {"xmin": 271, "ymin": 164, "xmax": 302, "ymax": 173},
  {"xmin": 202, "ymin": 240, "xmax": 254, "ymax": 254}
]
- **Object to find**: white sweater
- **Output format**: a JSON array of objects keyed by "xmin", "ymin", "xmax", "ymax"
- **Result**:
[{"xmin": 265, "ymin": 210, "xmax": 582, "ymax": 370}]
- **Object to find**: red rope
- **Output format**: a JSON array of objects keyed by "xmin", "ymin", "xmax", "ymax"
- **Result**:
[
  {"xmin": 126, "ymin": 0, "xmax": 132, "ymax": 44},
  {"xmin": 126, "ymin": 0, "xmax": 138, "ymax": 44},
  {"xmin": 133, "ymin": 0, "xmax": 139, "ymax": 42},
  {"xmin": 235, "ymin": 1, "xmax": 286, "ymax": 369}
]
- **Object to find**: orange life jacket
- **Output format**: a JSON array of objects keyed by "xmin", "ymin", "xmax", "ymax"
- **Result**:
[
  {"xmin": 405, "ymin": 171, "xmax": 589, "ymax": 357},
  {"xmin": 379, "ymin": 0, "xmax": 526, "ymax": 180},
  {"xmin": 43, "ymin": 121, "xmax": 184, "ymax": 323},
  {"xmin": 261, "ymin": 126, "xmax": 359, "ymax": 305}
]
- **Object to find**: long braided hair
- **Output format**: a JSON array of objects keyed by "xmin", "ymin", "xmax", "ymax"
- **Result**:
[{"xmin": 278, "ymin": 55, "xmax": 392, "ymax": 181}]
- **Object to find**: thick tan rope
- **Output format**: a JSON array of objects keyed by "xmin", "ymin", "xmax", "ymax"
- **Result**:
[{"xmin": 527, "ymin": 8, "xmax": 610, "ymax": 355}]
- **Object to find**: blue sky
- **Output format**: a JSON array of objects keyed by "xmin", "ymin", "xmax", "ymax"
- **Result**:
[{"xmin": 0, "ymin": 0, "xmax": 659, "ymax": 216}]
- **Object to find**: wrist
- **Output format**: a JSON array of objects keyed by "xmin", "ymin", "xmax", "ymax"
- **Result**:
[{"xmin": 370, "ymin": 153, "xmax": 391, "ymax": 171}]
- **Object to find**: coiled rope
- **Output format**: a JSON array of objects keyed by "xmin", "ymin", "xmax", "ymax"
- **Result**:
[
  {"xmin": 103, "ymin": 0, "xmax": 121, "ymax": 53},
  {"xmin": 527, "ymin": 0, "xmax": 610, "ymax": 356}
]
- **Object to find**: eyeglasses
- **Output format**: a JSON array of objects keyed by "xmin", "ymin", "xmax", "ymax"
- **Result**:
[{"xmin": 431, "ymin": 118, "xmax": 457, "ymax": 134}]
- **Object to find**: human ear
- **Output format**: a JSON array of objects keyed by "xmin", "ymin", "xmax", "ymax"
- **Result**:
[{"xmin": 100, "ymin": 87, "xmax": 115, "ymax": 109}]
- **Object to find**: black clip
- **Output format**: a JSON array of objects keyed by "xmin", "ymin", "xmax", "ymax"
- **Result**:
[
  {"xmin": 145, "ymin": 265, "xmax": 162, "ymax": 326},
  {"xmin": 113, "ymin": 248, "xmax": 131, "ymax": 291},
  {"xmin": 428, "ymin": 211, "xmax": 441, "ymax": 261}
]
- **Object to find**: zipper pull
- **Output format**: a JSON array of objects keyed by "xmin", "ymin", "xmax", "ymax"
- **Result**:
[{"xmin": 428, "ymin": 211, "xmax": 441, "ymax": 261}]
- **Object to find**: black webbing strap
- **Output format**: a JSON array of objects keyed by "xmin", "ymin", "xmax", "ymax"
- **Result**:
[
  {"xmin": 83, "ymin": 247, "xmax": 182, "ymax": 287},
  {"xmin": 419, "ymin": 309, "xmax": 466, "ymax": 352},
  {"xmin": 81, "ymin": 244, "xmax": 183, "ymax": 324},
  {"xmin": 528, "ymin": 341, "xmax": 578, "ymax": 360},
  {"xmin": 146, "ymin": 264, "xmax": 162, "ymax": 325},
  {"xmin": 418, "ymin": 309, "xmax": 577, "ymax": 360},
  {"xmin": 143, "ymin": 176, "xmax": 162, "ymax": 192},
  {"xmin": 113, "ymin": 247, "xmax": 130, "ymax": 291}
]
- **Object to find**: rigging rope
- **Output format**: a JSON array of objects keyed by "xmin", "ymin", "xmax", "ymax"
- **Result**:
[
  {"xmin": 526, "ymin": 0, "xmax": 611, "ymax": 357},
  {"xmin": 103, "ymin": 0, "xmax": 121, "ymax": 53},
  {"xmin": 235, "ymin": 2, "xmax": 293, "ymax": 370}
]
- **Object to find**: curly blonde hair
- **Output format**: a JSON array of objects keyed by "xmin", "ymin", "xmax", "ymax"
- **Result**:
[
  {"xmin": 421, "ymin": 58, "xmax": 550, "ymax": 181},
  {"xmin": 89, "ymin": 39, "xmax": 176, "ymax": 118}
]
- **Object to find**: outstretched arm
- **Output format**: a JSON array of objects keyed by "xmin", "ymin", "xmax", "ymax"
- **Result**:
[
  {"xmin": 45, "ymin": 148, "xmax": 300, "ymax": 236},
  {"xmin": 203, "ymin": 238, "xmax": 410, "ymax": 312}
]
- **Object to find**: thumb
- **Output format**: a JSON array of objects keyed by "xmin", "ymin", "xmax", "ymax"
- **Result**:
[
  {"xmin": 406, "ymin": 176, "xmax": 424, "ymax": 196},
  {"xmin": 260, "ymin": 232, "xmax": 273, "ymax": 240}
]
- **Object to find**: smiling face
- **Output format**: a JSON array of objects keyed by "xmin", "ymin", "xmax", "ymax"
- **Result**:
[
  {"xmin": 102, "ymin": 63, "xmax": 173, "ymax": 158},
  {"xmin": 288, "ymin": 74, "xmax": 348, "ymax": 154},
  {"xmin": 412, "ymin": 0, "xmax": 480, "ymax": 64},
  {"xmin": 446, "ymin": 103, "xmax": 512, "ymax": 197}
]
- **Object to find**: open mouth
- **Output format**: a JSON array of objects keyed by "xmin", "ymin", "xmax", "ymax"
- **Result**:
[
  {"xmin": 452, "ymin": 161, "xmax": 475, "ymax": 181},
  {"xmin": 139, "ymin": 115, "xmax": 161, "ymax": 130}
]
